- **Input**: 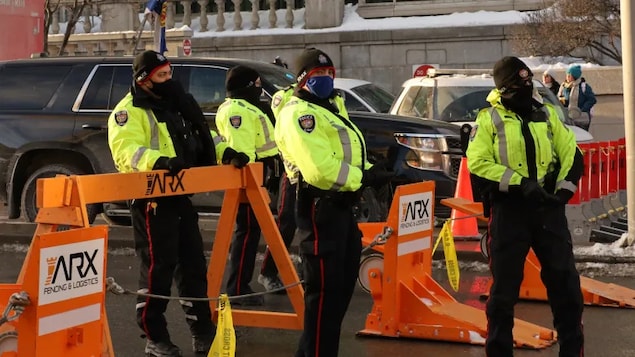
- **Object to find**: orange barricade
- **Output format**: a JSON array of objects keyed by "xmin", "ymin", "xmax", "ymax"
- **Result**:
[
  {"xmin": 441, "ymin": 197, "xmax": 635, "ymax": 308},
  {"xmin": 357, "ymin": 182, "xmax": 556, "ymax": 349},
  {"xmin": 0, "ymin": 164, "xmax": 304, "ymax": 356}
]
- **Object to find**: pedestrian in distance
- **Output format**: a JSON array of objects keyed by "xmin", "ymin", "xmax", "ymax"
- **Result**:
[
  {"xmin": 215, "ymin": 65, "xmax": 282, "ymax": 306},
  {"xmin": 466, "ymin": 56, "xmax": 585, "ymax": 357},
  {"xmin": 558, "ymin": 64, "xmax": 597, "ymax": 131},
  {"xmin": 107, "ymin": 50, "xmax": 249, "ymax": 357},
  {"xmin": 276, "ymin": 48, "xmax": 393, "ymax": 357},
  {"xmin": 541, "ymin": 68, "xmax": 560, "ymax": 97}
]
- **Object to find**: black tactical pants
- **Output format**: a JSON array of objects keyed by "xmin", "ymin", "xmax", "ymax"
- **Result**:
[
  {"xmin": 485, "ymin": 198, "xmax": 584, "ymax": 357},
  {"xmin": 294, "ymin": 191, "xmax": 362, "ymax": 357},
  {"xmin": 226, "ymin": 203, "xmax": 261, "ymax": 295},
  {"xmin": 261, "ymin": 173, "xmax": 297, "ymax": 278},
  {"xmin": 131, "ymin": 196, "xmax": 214, "ymax": 343}
]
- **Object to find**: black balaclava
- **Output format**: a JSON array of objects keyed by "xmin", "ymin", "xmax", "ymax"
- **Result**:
[{"xmin": 493, "ymin": 56, "xmax": 535, "ymax": 116}]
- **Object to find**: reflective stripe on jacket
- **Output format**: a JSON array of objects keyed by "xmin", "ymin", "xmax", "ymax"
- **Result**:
[
  {"xmin": 275, "ymin": 96, "xmax": 370, "ymax": 192},
  {"xmin": 466, "ymin": 89, "xmax": 578, "ymax": 193},
  {"xmin": 215, "ymin": 98, "xmax": 278, "ymax": 162}
]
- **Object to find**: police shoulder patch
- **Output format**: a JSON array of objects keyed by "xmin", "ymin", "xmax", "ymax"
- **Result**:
[
  {"xmin": 298, "ymin": 114, "xmax": 315, "ymax": 133},
  {"xmin": 272, "ymin": 95, "xmax": 282, "ymax": 108},
  {"xmin": 230, "ymin": 115, "xmax": 242, "ymax": 129},
  {"xmin": 114, "ymin": 110, "xmax": 128, "ymax": 126},
  {"xmin": 469, "ymin": 125, "xmax": 478, "ymax": 141}
]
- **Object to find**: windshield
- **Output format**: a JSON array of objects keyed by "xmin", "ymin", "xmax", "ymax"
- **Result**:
[
  {"xmin": 398, "ymin": 81, "xmax": 570, "ymax": 124},
  {"xmin": 351, "ymin": 84, "xmax": 395, "ymax": 113},
  {"xmin": 436, "ymin": 86, "xmax": 491, "ymax": 122}
]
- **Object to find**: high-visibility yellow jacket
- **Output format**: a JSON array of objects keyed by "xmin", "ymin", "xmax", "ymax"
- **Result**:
[
  {"xmin": 108, "ymin": 92, "xmax": 227, "ymax": 173},
  {"xmin": 466, "ymin": 89, "xmax": 579, "ymax": 194},
  {"xmin": 215, "ymin": 98, "xmax": 278, "ymax": 163},
  {"xmin": 276, "ymin": 96, "xmax": 371, "ymax": 192}
]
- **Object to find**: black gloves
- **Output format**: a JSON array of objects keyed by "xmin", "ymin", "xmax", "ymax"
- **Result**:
[
  {"xmin": 520, "ymin": 178, "xmax": 561, "ymax": 205},
  {"xmin": 153, "ymin": 156, "xmax": 187, "ymax": 175},
  {"xmin": 361, "ymin": 164, "xmax": 394, "ymax": 190},
  {"xmin": 221, "ymin": 147, "xmax": 250, "ymax": 168},
  {"xmin": 554, "ymin": 189, "xmax": 574, "ymax": 205}
]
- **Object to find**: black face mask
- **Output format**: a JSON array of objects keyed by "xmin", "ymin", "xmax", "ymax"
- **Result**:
[
  {"xmin": 501, "ymin": 85, "xmax": 534, "ymax": 116},
  {"xmin": 150, "ymin": 79, "xmax": 179, "ymax": 98}
]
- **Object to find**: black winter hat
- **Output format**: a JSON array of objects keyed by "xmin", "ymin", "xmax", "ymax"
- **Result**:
[
  {"xmin": 295, "ymin": 48, "xmax": 335, "ymax": 85},
  {"xmin": 492, "ymin": 56, "xmax": 533, "ymax": 93},
  {"xmin": 225, "ymin": 65, "xmax": 260, "ymax": 93},
  {"xmin": 133, "ymin": 50, "xmax": 170, "ymax": 83}
]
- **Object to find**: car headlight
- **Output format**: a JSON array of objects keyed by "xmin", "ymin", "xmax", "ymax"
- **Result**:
[{"xmin": 395, "ymin": 133, "xmax": 447, "ymax": 171}]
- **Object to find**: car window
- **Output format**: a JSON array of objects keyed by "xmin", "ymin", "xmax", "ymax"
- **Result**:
[
  {"xmin": 436, "ymin": 87, "xmax": 491, "ymax": 122},
  {"xmin": 350, "ymin": 84, "xmax": 395, "ymax": 113},
  {"xmin": 342, "ymin": 90, "xmax": 370, "ymax": 112},
  {"xmin": 396, "ymin": 86, "xmax": 431, "ymax": 118},
  {"xmin": 80, "ymin": 65, "xmax": 133, "ymax": 110},
  {"xmin": 252, "ymin": 65, "xmax": 296, "ymax": 92},
  {"xmin": 0, "ymin": 65, "xmax": 71, "ymax": 110},
  {"xmin": 186, "ymin": 67, "xmax": 227, "ymax": 113},
  {"xmin": 110, "ymin": 66, "xmax": 133, "ymax": 108}
]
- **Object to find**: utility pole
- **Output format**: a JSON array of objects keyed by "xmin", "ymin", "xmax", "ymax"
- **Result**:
[{"xmin": 621, "ymin": 0, "xmax": 635, "ymax": 245}]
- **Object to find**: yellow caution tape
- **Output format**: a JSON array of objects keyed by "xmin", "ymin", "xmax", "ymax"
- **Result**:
[
  {"xmin": 208, "ymin": 294, "xmax": 236, "ymax": 357},
  {"xmin": 433, "ymin": 221, "xmax": 460, "ymax": 292}
]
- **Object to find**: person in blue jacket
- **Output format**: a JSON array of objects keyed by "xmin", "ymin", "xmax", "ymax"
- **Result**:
[{"xmin": 557, "ymin": 64, "xmax": 597, "ymax": 131}]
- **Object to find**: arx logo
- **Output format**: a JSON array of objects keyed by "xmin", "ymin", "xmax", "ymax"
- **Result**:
[
  {"xmin": 45, "ymin": 250, "xmax": 99, "ymax": 285},
  {"xmin": 401, "ymin": 198, "xmax": 430, "ymax": 222},
  {"xmin": 145, "ymin": 172, "xmax": 186, "ymax": 195}
]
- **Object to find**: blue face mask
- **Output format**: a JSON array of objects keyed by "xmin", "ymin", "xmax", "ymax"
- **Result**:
[{"xmin": 306, "ymin": 75, "xmax": 334, "ymax": 99}]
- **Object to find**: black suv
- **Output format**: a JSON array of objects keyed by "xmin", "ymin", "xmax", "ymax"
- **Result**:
[{"xmin": 0, "ymin": 56, "xmax": 461, "ymax": 224}]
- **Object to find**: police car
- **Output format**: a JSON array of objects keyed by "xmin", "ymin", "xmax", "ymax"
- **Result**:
[{"xmin": 389, "ymin": 68, "xmax": 594, "ymax": 143}]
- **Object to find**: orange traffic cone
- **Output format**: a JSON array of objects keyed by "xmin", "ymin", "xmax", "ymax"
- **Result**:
[{"xmin": 450, "ymin": 157, "xmax": 480, "ymax": 240}]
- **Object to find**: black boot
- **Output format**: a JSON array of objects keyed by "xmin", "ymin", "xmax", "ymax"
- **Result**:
[{"xmin": 145, "ymin": 339, "xmax": 182, "ymax": 357}]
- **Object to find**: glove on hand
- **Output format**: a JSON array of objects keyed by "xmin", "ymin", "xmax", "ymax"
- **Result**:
[
  {"xmin": 361, "ymin": 164, "xmax": 394, "ymax": 190},
  {"xmin": 520, "ymin": 178, "xmax": 557, "ymax": 204},
  {"xmin": 554, "ymin": 189, "xmax": 574, "ymax": 205},
  {"xmin": 221, "ymin": 147, "xmax": 250, "ymax": 168},
  {"xmin": 153, "ymin": 156, "xmax": 186, "ymax": 176}
]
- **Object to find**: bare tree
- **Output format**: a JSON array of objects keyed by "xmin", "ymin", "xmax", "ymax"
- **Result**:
[{"xmin": 512, "ymin": 0, "xmax": 621, "ymax": 65}]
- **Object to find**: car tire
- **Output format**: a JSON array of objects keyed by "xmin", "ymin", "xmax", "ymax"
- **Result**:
[
  {"xmin": 21, "ymin": 164, "xmax": 99, "ymax": 223},
  {"xmin": 354, "ymin": 187, "xmax": 386, "ymax": 223}
]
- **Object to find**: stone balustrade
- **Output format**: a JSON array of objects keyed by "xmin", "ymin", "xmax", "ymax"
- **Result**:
[{"xmin": 49, "ymin": 0, "xmax": 297, "ymax": 35}]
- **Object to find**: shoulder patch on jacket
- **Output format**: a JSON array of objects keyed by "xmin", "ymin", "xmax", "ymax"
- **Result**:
[
  {"xmin": 469, "ymin": 125, "xmax": 478, "ymax": 141},
  {"xmin": 272, "ymin": 95, "xmax": 282, "ymax": 108},
  {"xmin": 114, "ymin": 110, "xmax": 128, "ymax": 126},
  {"xmin": 230, "ymin": 115, "xmax": 242, "ymax": 129},
  {"xmin": 298, "ymin": 114, "xmax": 315, "ymax": 133}
]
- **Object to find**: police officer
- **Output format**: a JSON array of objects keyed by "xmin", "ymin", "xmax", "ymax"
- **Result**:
[
  {"xmin": 259, "ymin": 73, "xmax": 350, "ymax": 292},
  {"xmin": 276, "ymin": 48, "xmax": 392, "ymax": 357},
  {"xmin": 108, "ymin": 50, "xmax": 249, "ymax": 357},
  {"xmin": 466, "ymin": 56, "xmax": 584, "ymax": 357},
  {"xmin": 215, "ymin": 65, "xmax": 280, "ymax": 305}
]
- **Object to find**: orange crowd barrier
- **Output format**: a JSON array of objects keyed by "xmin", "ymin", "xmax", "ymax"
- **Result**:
[
  {"xmin": 0, "ymin": 163, "xmax": 303, "ymax": 356},
  {"xmin": 441, "ymin": 197, "xmax": 635, "ymax": 308},
  {"xmin": 357, "ymin": 181, "xmax": 556, "ymax": 349}
]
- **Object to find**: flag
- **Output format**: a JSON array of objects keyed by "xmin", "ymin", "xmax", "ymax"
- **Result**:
[{"xmin": 144, "ymin": 0, "xmax": 168, "ymax": 54}]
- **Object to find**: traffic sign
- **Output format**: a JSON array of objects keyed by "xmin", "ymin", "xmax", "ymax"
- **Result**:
[{"xmin": 182, "ymin": 38, "xmax": 192, "ymax": 56}]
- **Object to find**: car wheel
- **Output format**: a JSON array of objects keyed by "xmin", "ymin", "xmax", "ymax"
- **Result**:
[
  {"xmin": 353, "ymin": 187, "xmax": 386, "ymax": 223},
  {"xmin": 21, "ymin": 164, "xmax": 99, "ymax": 223}
]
